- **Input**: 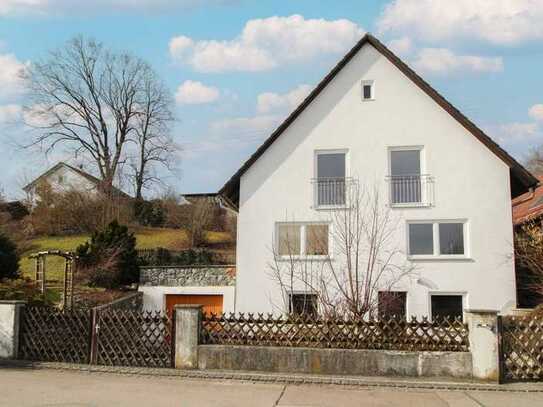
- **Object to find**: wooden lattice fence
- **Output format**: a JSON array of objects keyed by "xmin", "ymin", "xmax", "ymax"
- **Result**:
[
  {"xmin": 201, "ymin": 313, "xmax": 469, "ymax": 352},
  {"xmin": 500, "ymin": 313, "xmax": 543, "ymax": 381},
  {"xmin": 93, "ymin": 309, "xmax": 173, "ymax": 368},
  {"xmin": 19, "ymin": 306, "xmax": 91, "ymax": 363}
]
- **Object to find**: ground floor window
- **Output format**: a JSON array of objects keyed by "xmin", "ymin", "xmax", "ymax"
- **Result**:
[
  {"xmin": 289, "ymin": 293, "xmax": 318, "ymax": 318},
  {"xmin": 276, "ymin": 222, "xmax": 330, "ymax": 258},
  {"xmin": 431, "ymin": 295, "xmax": 463, "ymax": 322},
  {"xmin": 378, "ymin": 291, "xmax": 407, "ymax": 320}
]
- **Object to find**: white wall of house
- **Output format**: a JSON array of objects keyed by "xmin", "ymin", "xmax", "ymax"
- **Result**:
[
  {"xmin": 235, "ymin": 43, "xmax": 515, "ymax": 318},
  {"xmin": 140, "ymin": 286, "xmax": 236, "ymax": 313}
]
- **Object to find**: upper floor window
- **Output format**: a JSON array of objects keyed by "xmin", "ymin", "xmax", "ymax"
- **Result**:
[
  {"xmin": 276, "ymin": 222, "xmax": 330, "ymax": 258},
  {"xmin": 387, "ymin": 147, "xmax": 432, "ymax": 207},
  {"xmin": 314, "ymin": 150, "xmax": 347, "ymax": 208},
  {"xmin": 361, "ymin": 80, "xmax": 374, "ymax": 101},
  {"xmin": 407, "ymin": 220, "xmax": 468, "ymax": 259}
]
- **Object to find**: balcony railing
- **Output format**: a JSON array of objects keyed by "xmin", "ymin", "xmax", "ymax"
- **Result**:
[
  {"xmin": 386, "ymin": 174, "xmax": 434, "ymax": 207},
  {"xmin": 312, "ymin": 177, "xmax": 354, "ymax": 208}
]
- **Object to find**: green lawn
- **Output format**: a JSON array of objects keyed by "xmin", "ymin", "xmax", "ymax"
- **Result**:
[{"xmin": 20, "ymin": 227, "xmax": 232, "ymax": 279}]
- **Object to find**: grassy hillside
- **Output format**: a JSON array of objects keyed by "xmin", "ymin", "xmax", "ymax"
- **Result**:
[{"xmin": 20, "ymin": 227, "xmax": 232, "ymax": 280}]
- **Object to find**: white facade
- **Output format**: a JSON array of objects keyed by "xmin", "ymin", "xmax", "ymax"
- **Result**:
[
  {"xmin": 232, "ymin": 40, "xmax": 521, "ymax": 319},
  {"xmin": 24, "ymin": 163, "xmax": 99, "ymax": 203}
]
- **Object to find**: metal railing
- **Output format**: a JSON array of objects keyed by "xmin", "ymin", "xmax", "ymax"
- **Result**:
[
  {"xmin": 386, "ymin": 174, "xmax": 433, "ymax": 207},
  {"xmin": 312, "ymin": 177, "xmax": 354, "ymax": 208}
]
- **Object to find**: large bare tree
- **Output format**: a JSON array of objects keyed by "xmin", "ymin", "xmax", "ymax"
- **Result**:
[
  {"xmin": 129, "ymin": 70, "xmax": 176, "ymax": 200},
  {"xmin": 24, "ymin": 36, "xmax": 174, "ymax": 196},
  {"xmin": 269, "ymin": 182, "xmax": 415, "ymax": 318}
]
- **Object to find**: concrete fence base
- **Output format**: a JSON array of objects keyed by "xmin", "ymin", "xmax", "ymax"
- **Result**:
[
  {"xmin": 0, "ymin": 301, "xmax": 25, "ymax": 360},
  {"xmin": 198, "ymin": 345, "xmax": 473, "ymax": 378}
]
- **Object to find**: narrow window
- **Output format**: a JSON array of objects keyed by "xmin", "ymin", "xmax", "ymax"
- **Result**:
[
  {"xmin": 306, "ymin": 224, "xmax": 329, "ymax": 256},
  {"xmin": 289, "ymin": 293, "xmax": 318, "ymax": 318},
  {"xmin": 390, "ymin": 149, "xmax": 422, "ymax": 204},
  {"xmin": 277, "ymin": 224, "xmax": 301, "ymax": 256},
  {"xmin": 439, "ymin": 223, "xmax": 464, "ymax": 255},
  {"xmin": 431, "ymin": 295, "xmax": 463, "ymax": 322},
  {"xmin": 408, "ymin": 223, "xmax": 433, "ymax": 255},
  {"xmin": 378, "ymin": 291, "xmax": 407, "ymax": 321},
  {"xmin": 361, "ymin": 80, "xmax": 374, "ymax": 100},
  {"xmin": 316, "ymin": 152, "xmax": 346, "ymax": 206}
]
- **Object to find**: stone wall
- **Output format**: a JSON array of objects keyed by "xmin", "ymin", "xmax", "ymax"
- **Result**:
[
  {"xmin": 198, "ymin": 345, "xmax": 473, "ymax": 378},
  {"xmin": 140, "ymin": 266, "xmax": 236, "ymax": 287}
]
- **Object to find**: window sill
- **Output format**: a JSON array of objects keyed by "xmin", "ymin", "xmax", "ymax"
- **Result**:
[
  {"xmin": 276, "ymin": 256, "xmax": 332, "ymax": 262},
  {"xmin": 313, "ymin": 204, "xmax": 349, "ymax": 211},
  {"xmin": 390, "ymin": 202, "xmax": 431, "ymax": 209},
  {"xmin": 408, "ymin": 255, "xmax": 473, "ymax": 262}
]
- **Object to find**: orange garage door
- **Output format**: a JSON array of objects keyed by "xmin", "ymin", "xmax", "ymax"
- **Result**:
[{"xmin": 165, "ymin": 294, "xmax": 223, "ymax": 318}]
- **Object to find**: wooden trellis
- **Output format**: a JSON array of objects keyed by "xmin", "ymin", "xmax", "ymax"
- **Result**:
[
  {"xmin": 29, "ymin": 250, "xmax": 77, "ymax": 310},
  {"xmin": 500, "ymin": 313, "xmax": 543, "ymax": 381},
  {"xmin": 201, "ymin": 313, "xmax": 469, "ymax": 352}
]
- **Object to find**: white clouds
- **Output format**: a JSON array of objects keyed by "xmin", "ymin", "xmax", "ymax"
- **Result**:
[
  {"xmin": 175, "ymin": 80, "xmax": 220, "ymax": 105},
  {"xmin": 412, "ymin": 48, "xmax": 503, "ymax": 75},
  {"xmin": 387, "ymin": 37, "xmax": 412, "ymax": 56},
  {"xmin": 0, "ymin": 104, "xmax": 21, "ymax": 124},
  {"xmin": 0, "ymin": 53, "xmax": 28, "ymax": 100},
  {"xmin": 377, "ymin": 0, "xmax": 543, "ymax": 45},
  {"xmin": 529, "ymin": 104, "xmax": 543, "ymax": 122},
  {"xmin": 257, "ymin": 84, "xmax": 312, "ymax": 114},
  {"xmin": 210, "ymin": 115, "xmax": 280, "ymax": 137},
  {"xmin": 169, "ymin": 15, "xmax": 364, "ymax": 72},
  {"xmin": 494, "ymin": 122, "xmax": 539, "ymax": 144},
  {"xmin": 0, "ymin": 0, "xmax": 230, "ymax": 16}
]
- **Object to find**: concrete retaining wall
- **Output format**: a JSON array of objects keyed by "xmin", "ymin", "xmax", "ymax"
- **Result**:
[{"xmin": 198, "ymin": 345, "xmax": 472, "ymax": 378}]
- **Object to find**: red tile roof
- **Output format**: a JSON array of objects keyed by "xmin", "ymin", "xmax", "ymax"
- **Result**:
[{"xmin": 513, "ymin": 175, "xmax": 543, "ymax": 225}]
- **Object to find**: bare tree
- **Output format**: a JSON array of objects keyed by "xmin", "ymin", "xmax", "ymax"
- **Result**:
[
  {"xmin": 24, "ymin": 36, "xmax": 173, "ymax": 195},
  {"xmin": 129, "ymin": 70, "xmax": 176, "ymax": 201},
  {"xmin": 269, "ymin": 182, "xmax": 415, "ymax": 318},
  {"xmin": 524, "ymin": 146, "xmax": 543, "ymax": 176},
  {"xmin": 514, "ymin": 222, "xmax": 543, "ymax": 302},
  {"xmin": 188, "ymin": 197, "xmax": 215, "ymax": 248}
]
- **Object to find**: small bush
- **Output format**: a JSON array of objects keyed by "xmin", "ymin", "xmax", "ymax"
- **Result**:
[
  {"xmin": 0, "ymin": 278, "xmax": 54, "ymax": 306},
  {"xmin": 134, "ymin": 199, "xmax": 166, "ymax": 227},
  {"xmin": 139, "ymin": 247, "xmax": 214, "ymax": 266},
  {"xmin": 0, "ymin": 233, "xmax": 20, "ymax": 280},
  {"xmin": 76, "ymin": 220, "xmax": 139, "ymax": 288}
]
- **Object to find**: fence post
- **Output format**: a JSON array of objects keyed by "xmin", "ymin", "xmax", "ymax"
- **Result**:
[
  {"xmin": 0, "ymin": 300, "xmax": 25, "ymax": 359},
  {"xmin": 174, "ymin": 304, "xmax": 202, "ymax": 369},
  {"xmin": 465, "ymin": 309, "xmax": 500, "ymax": 382}
]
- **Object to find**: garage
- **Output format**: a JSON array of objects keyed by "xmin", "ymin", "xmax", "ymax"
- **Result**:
[{"xmin": 165, "ymin": 294, "xmax": 224, "ymax": 317}]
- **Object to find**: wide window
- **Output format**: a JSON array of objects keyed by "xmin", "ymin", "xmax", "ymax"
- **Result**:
[
  {"xmin": 389, "ymin": 149, "xmax": 422, "ymax": 205},
  {"xmin": 289, "ymin": 293, "xmax": 318, "ymax": 318},
  {"xmin": 277, "ymin": 223, "xmax": 329, "ymax": 258},
  {"xmin": 431, "ymin": 295, "xmax": 463, "ymax": 322},
  {"xmin": 378, "ymin": 291, "xmax": 407, "ymax": 321},
  {"xmin": 315, "ymin": 151, "xmax": 346, "ymax": 207},
  {"xmin": 407, "ymin": 221, "xmax": 467, "ymax": 258}
]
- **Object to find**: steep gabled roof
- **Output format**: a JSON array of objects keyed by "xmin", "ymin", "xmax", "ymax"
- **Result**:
[
  {"xmin": 219, "ymin": 33, "xmax": 538, "ymax": 208},
  {"xmin": 512, "ymin": 175, "xmax": 543, "ymax": 226},
  {"xmin": 23, "ymin": 162, "xmax": 130, "ymax": 198}
]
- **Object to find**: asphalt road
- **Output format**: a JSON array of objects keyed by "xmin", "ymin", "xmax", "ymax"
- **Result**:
[{"xmin": 1, "ymin": 368, "xmax": 543, "ymax": 406}]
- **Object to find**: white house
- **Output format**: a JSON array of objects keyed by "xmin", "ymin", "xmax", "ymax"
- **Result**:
[
  {"xmin": 218, "ymin": 34, "xmax": 538, "ymax": 320},
  {"xmin": 23, "ymin": 162, "xmax": 129, "ymax": 204}
]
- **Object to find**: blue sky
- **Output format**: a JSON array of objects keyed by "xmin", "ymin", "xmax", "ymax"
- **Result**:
[{"xmin": 1, "ymin": 0, "xmax": 543, "ymax": 199}]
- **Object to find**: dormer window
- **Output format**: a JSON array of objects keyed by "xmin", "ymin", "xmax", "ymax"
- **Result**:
[{"xmin": 362, "ymin": 80, "xmax": 374, "ymax": 101}]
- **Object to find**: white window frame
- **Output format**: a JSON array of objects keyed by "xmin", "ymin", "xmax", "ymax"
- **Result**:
[
  {"xmin": 313, "ymin": 149, "xmax": 349, "ymax": 210},
  {"xmin": 286, "ymin": 290, "xmax": 319, "ymax": 316},
  {"xmin": 361, "ymin": 80, "xmax": 375, "ymax": 101},
  {"xmin": 387, "ymin": 145, "xmax": 428, "ymax": 208},
  {"xmin": 406, "ymin": 219, "xmax": 470, "ymax": 260},
  {"xmin": 428, "ymin": 292, "xmax": 467, "ymax": 322},
  {"xmin": 275, "ymin": 221, "xmax": 332, "ymax": 260}
]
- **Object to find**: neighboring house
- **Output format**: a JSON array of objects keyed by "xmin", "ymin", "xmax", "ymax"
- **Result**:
[
  {"xmin": 512, "ymin": 175, "xmax": 543, "ymax": 227},
  {"xmin": 217, "ymin": 34, "xmax": 537, "ymax": 319},
  {"xmin": 23, "ymin": 162, "xmax": 129, "ymax": 204}
]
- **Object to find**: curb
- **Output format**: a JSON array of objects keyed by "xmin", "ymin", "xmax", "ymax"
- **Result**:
[{"xmin": 2, "ymin": 360, "xmax": 543, "ymax": 393}]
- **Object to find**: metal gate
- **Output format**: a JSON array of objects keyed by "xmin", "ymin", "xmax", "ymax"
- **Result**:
[
  {"xmin": 18, "ymin": 306, "xmax": 173, "ymax": 368},
  {"xmin": 500, "ymin": 313, "xmax": 543, "ymax": 381}
]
